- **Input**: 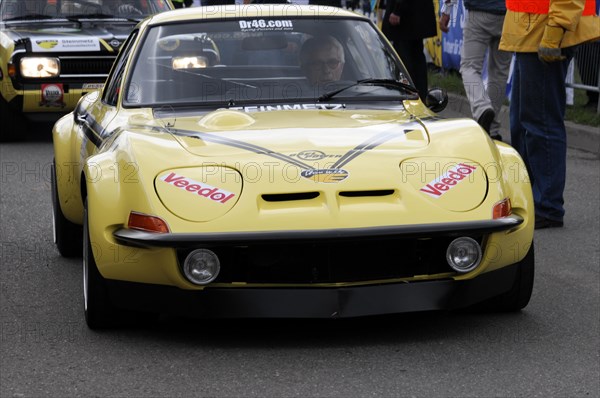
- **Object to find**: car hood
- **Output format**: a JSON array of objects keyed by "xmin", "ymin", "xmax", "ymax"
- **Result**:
[
  {"xmin": 2, "ymin": 21, "xmax": 135, "ymax": 51},
  {"xmin": 146, "ymin": 108, "xmax": 493, "ymax": 221},
  {"xmin": 169, "ymin": 108, "xmax": 433, "ymax": 158}
]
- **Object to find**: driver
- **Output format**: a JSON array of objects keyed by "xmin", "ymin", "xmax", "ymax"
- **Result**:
[
  {"xmin": 100, "ymin": 0, "xmax": 142, "ymax": 15},
  {"xmin": 299, "ymin": 35, "xmax": 345, "ymax": 86}
]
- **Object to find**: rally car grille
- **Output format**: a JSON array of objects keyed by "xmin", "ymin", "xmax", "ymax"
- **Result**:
[
  {"xmin": 177, "ymin": 236, "xmax": 482, "ymax": 284},
  {"xmin": 59, "ymin": 56, "xmax": 117, "ymax": 77}
]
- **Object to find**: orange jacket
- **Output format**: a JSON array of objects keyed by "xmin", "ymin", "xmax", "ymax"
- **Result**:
[
  {"xmin": 506, "ymin": 0, "xmax": 596, "ymax": 15},
  {"xmin": 500, "ymin": 0, "xmax": 600, "ymax": 52}
]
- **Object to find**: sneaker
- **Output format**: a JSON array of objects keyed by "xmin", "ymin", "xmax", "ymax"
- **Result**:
[
  {"xmin": 477, "ymin": 108, "xmax": 495, "ymax": 135},
  {"xmin": 535, "ymin": 215, "xmax": 564, "ymax": 229}
]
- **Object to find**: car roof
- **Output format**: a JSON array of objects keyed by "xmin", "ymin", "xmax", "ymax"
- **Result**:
[{"xmin": 146, "ymin": 5, "xmax": 366, "ymax": 26}]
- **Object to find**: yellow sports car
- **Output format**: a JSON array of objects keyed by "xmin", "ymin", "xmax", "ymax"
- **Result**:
[{"xmin": 51, "ymin": 5, "xmax": 535, "ymax": 328}]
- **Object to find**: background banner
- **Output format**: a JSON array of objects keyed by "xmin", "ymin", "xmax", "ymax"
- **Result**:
[{"xmin": 425, "ymin": 0, "xmax": 465, "ymax": 70}]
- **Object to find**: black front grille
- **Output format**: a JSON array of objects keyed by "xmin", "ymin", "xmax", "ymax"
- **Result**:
[
  {"xmin": 177, "ymin": 236, "xmax": 482, "ymax": 284},
  {"xmin": 60, "ymin": 56, "xmax": 116, "ymax": 75}
]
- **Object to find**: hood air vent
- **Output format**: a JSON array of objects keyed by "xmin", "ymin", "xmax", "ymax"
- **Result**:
[
  {"xmin": 261, "ymin": 192, "xmax": 320, "ymax": 202},
  {"xmin": 339, "ymin": 190, "xmax": 395, "ymax": 197}
]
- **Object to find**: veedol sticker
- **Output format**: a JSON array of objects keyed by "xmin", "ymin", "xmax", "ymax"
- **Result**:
[
  {"xmin": 160, "ymin": 172, "xmax": 236, "ymax": 204},
  {"xmin": 40, "ymin": 84, "xmax": 64, "ymax": 107},
  {"xmin": 420, "ymin": 163, "xmax": 478, "ymax": 198}
]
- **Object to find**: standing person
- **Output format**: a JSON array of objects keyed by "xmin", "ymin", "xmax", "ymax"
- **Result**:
[
  {"xmin": 362, "ymin": 0, "xmax": 372, "ymax": 19},
  {"xmin": 346, "ymin": 0, "xmax": 359, "ymax": 11},
  {"xmin": 381, "ymin": 0, "xmax": 437, "ymax": 101},
  {"xmin": 500, "ymin": 0, "xmax": 600, "ymax": 229},
  {"xmin": 309, "ymin": 0, "xmax": 343, "ymax": 7},
  {"xmin": 172, "ymin": 0, "xmax": 195, "ymax": 7},
  {"xmin": 439, "ymin": 0, "xmax": 511, "ymax": 141}
]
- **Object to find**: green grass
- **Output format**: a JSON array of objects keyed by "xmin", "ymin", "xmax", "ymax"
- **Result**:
[
  {"xmin": 428, "ymin": 68, "xmax": 600, "ymax": 127},
  {"xmin": 565, "ymin": 89, "xmax": 600, "ymax": 127},
  {"xmin": 428, "ymin": 68, "xmax": 466, "ymax": 97}
]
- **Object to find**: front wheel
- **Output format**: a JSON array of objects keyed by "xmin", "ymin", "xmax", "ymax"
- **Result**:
[
  {"xmin": 51, "ymin": 161, "xmax": 83, "ymax": 257},
  {"xmin": 83, "ymin": 200, "xmax": 155, "ymax": 328},
  {"xmin": 477, "ymin": 242, "xmax": 535, "ymax": 312},
  {"xmin": 83, "ymin": 200, "xmax": 117, "ymax": 329},
  {"xmin": 0, "ymin": 95, "xmax": 27, "ymax": 142}
]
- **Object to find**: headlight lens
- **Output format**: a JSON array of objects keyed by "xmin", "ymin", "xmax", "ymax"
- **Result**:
[
  {"xmin": 446, "ymin": 237, "xmax": 482, "ymax": 273},
  {"xmin": 20, "ymin": 57, "xmax": 60, "ymax": 78},
  {"xmin": 183, "ymin": 249, "xmax": 220, "ymax": 285},
  {"xmin": 172, "ymin": 56, "xmax": 208, "ymax": 70}
]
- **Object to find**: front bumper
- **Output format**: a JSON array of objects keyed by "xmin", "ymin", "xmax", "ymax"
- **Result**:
[
  {"xmin": 107, "ymin": 216, "xmax": 526, "ymax": 287},
  {"xmin": 113, "ymin": 216, "xmax": 524, "ymax": 248},
  {"xmin": 107, "ymin": 263, "xmax": 518, "ymax": 318},
  {"xmin": 2, "ymin": 84, "xmax": 100, "ymax": 116}
]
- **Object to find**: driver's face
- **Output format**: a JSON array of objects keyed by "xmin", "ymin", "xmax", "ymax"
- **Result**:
[{"xmin": 305, "ymin": 46, "xmax": 344, "ymax": 86}]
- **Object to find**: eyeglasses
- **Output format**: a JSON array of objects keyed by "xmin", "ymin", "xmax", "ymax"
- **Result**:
[{"xmin": 307, "ymin": 59, "xmax": 342, "ymax": 70}]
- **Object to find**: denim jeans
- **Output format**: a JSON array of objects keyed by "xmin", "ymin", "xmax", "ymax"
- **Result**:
[{"xmin": 510, "ymin": 49, "xmax": 575, "ymax": 222}]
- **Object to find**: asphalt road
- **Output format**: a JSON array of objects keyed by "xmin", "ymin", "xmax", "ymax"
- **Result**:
[{"xmin": 0, "ymin": 125, "xmax": 598, "ymax": 397}]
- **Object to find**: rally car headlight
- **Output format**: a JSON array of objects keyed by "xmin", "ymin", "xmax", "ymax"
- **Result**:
[
  {"xmin": 20, "ymin": 57, "xmax": 60, "ymax": 78},
  {"xmin": 446, "ymin": 237, "xmax": 482, "ymax": 273},
  {"xmin": 172, "ymin": 56, "xmax": 208, "ymax": 70},
  {"xmin": 183, "ymin": 249, "xmax": 220, "ymax": 285}
]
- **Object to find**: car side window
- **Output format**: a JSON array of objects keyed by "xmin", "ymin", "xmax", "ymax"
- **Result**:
[{"xmin": 103, "ymin": 31, "xmax": 138, "ymax": 106}]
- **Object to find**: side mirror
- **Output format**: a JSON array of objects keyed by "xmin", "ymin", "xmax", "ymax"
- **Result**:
[{"xmin": 425, "ymin": 87, "xmax": 448, "ymax": 113}]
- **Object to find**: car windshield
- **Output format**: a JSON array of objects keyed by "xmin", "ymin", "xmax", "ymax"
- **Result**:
[
  {"xmin": 125, "ymin": 17, "xmax": 414, "ymax": 107},
  {"xmin": 0, "ymin": 0, "xmax": 171, "ymax": 21}
]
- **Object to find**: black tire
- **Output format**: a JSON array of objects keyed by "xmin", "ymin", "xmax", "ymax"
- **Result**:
[
  {"xmin": 51, "ymin": 162, "xmax": 83, "ymax": 257},
  {"xmin": 83, "ymin": 200, "xmax": 155, "ymax": 328},
  {"xmin": 477, "ymin": 242, "xmax": 535, "ymax": 312},
  {"xmin": 0, "ymin": 95, "xmax": 26, "ymax": 142},
  {"xmin": 83, "ymin": 200, "xmax": 117, "ymax": 329}
]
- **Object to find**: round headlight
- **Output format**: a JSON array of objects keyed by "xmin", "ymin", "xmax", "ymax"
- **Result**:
[
  {"xmin": 183, "ymin": 249, "xmax": 220, "ymax": 285},
  {"xmin": 446, "ymin": 237, "xmax": 482, "ymax": 273}
]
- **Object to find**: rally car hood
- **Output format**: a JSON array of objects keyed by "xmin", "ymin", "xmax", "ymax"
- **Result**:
[
  {"xmin": 169, "ymin": 108, "xmax": 436, "ymax": 157},
  {"xmin": 149, "ymin": 108, "xmax": 492, "ymax": 221},
  {"xmin": 1, "ymin": 21, "xmax": 135, "ymax": 51}
]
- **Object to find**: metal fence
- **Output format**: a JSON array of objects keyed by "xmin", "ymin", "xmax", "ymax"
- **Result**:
[{"xmin": 568, "ymin": 41, "xmax": 600, "ymax": 114}]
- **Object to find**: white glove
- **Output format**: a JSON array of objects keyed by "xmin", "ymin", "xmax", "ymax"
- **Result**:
[{"xmin": 118, "ymin": 4, "xmax": 142, "ymax": 15}]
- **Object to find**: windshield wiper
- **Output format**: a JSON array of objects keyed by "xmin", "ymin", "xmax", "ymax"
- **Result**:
[
  {"xmin": 3, "ymin": 14, "xmax": 55, "ymax": 21},
  {"xmin": 317, "ymin": 78, "xmax": 419, "ymax": 102}
]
